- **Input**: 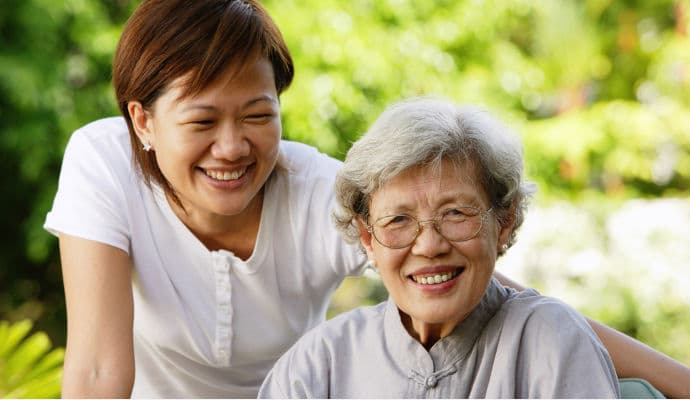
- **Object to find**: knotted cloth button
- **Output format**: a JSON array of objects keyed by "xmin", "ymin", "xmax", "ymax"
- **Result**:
[{"xmin": 425, "ymin": 376, "xmax": 438, "ymax": 388}]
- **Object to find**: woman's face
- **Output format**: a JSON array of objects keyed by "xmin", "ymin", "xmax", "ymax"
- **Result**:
[
  {"xmin": 358, "ymin": 160, "xmax": 513, "ymax": 340},
  {"xmin": 133, "ymin": 57, "xmax": 281, "ymax": 223}
]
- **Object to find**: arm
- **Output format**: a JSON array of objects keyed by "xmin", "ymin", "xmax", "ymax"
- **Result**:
[
  {"xmin": 589, "ymin": 319, "xmax": 690, "ymax": 398},
  {"xmin": 60, "ymin": 234, "xmax": 134, "ymax": 398},
  {"xmin": 494, "ymin": 271, "xmax": 690, "ymax": 398}
]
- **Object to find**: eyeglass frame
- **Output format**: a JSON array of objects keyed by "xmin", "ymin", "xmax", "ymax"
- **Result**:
[{"xmin": 365, "ymin": 206, "xmax": 494, "ymax": 249}]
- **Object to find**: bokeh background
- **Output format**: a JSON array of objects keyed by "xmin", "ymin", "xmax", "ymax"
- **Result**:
[{"xmin": 1, "ymin": 0, "xmax": 689, "ymax": 396}]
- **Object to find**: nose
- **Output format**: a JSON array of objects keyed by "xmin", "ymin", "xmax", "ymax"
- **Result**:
[
  {"xmin": 211, "ymin": 123, "xmax": 250, "ymax": 161},
  {"xmin": 411, "ymin": 220, "xmax": 451, "ymax": 258}
]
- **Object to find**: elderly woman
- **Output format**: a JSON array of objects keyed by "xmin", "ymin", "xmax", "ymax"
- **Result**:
[{"xmin": 259, "ymin": 98, "xmax": 620, "ymax": 398}]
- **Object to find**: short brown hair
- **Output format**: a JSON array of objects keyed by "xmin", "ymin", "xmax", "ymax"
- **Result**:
[{"xmin": 113, "ymin": 0, "xmax": 294, "ymax": 203}]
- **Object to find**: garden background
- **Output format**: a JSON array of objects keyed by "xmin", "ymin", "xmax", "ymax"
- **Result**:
[{"xmin": 1, "ymin": 0, "xmax": 689, "ymax": 396}]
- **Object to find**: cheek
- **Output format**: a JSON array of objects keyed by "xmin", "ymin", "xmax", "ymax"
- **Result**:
[
  {"xmin": 251, "ymin": 118, "xmax": 281, "ymax": 138},
  {"xmin": 456, "ymin": 233, "xmax": 498, "ymax": 268},
  {"xmin": 378, "ymin": 264, "xmax": 407, "ymax": 296},
  {"xmin": 244, "ymin": 128, "xmax": 280, "ymax": 164},
  {"xmin": 257, "ymin": 126, "xmax": 281, "ymax": 150},
  {"xmin": 478, "ymin": 222, "xmax": 501, "ymax": 252},
  {"xmin": 163, "ymin": 131, "xmax": 211, "ymax": 162},
  {"xmin": 154, "ymin": 139, "xmax": 207, "ymax": 185},
  {"xmin": 372, "ymin": 247, "xmax": 407, "ymax": 278},
  {"xmin": 157, "ymin": 141, "xmax": 196, "ymax": 169}
]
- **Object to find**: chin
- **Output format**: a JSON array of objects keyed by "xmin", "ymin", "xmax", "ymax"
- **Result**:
[
  {"xmin": 407, "ymin": 306, "xmax": 463, "ymax": 326},
  {"xmin": 217, "ymin": 205, "xmax": 251, "ymax": 217},
  {"xmin": 201, "ymin": 199, "xmax": 244, "ymax": 216}
]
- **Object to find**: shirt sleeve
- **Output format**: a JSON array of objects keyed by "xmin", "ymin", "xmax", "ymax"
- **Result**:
[
  {"xmin": 517, "ymin": 298, "xmax": 621, "ymax": 398},
  {"xmin": 44, "ymin": 122, "xmax": 131, "ymax": 253}
]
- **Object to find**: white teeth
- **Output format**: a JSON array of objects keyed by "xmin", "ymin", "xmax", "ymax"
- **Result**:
[
  {"xmin": 414, "ymin": 271, "xmax": 459, "ymax": 285},
  {"xmin": 205, "ymin": 167, "xmax": 246, "ymax": 181}
]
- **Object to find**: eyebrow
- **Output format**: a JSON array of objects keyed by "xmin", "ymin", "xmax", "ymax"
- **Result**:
[
  {"xmin": 179, "ymin": 95, "xmax": 278, "ymax": 113},
  {"xmin": 437, "ymin": 192, "xmax": 479, "ymax": 206},
  {"xmin": 245, "ymin": 95, "xmax": 278, "ymax": 107}
]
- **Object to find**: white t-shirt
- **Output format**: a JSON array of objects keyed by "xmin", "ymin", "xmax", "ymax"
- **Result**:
[{"xmin": 44, "ymin": 117, "xmax": 366, "ymax": 398}]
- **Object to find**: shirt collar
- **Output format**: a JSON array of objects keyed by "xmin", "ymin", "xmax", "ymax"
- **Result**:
[{"xmin": 383, "ymin": 277, "xmax": 512, "ymax": 373}]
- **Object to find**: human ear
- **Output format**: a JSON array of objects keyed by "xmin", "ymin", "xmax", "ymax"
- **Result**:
[
  {"xmin": 356, "ymin": 217, "xmax": 376, "ymax": 261},
  {"xmin": 128, "ymin": 101, "xmax": 155, "ymax": 150},
  {"xmin": 497, "ymin": 205, "xmax": 518, "ymax": 252}
]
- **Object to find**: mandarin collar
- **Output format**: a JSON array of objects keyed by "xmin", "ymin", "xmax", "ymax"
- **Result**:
[{"xmin": 383, "ymin": 277, "xmax": 512, "ymax": 374}]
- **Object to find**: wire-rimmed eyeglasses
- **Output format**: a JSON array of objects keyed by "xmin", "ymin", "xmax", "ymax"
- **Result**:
[{"xmin": 367, "ymin": 206, "xmax": 493, "ymax": 249}]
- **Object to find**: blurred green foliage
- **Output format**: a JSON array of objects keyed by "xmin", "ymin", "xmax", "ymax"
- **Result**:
[
  {"xmin": 1, "ymin": 0, "xmax": 689, "ymax": 387},
  {"xmin": 267, "ymin": 0, "xmax": 690, "ymax": 199},
  {"xmin": 0, "ymin": 320, "xmax": 63, "ymax": 398},
  {"xmin": 0, "ymin": 0, "xmax": 138, "ymax": 347}
]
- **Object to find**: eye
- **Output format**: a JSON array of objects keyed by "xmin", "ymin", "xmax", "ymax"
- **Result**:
[
  {"xmin": 377, "ymin": 214, "xmax": 413, "ymax": 228},
  {"xmin": 181, "ymin": 119, "xmax": 214, "ymax": 129},
  {"xmin": 243, "ymin": 113, "xmax": 274, "ymax": 124},
  {"xmin": 445, "ymin": 208, "xmax": 466, "ymax": 216},
  {"xmin": 443, "ymin": 207, "xmax": 477, "ymax": 221}
]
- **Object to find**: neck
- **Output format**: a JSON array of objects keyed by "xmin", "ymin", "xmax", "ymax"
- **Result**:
[
  {"xmin": 400, "ymin": 310, "xmax": 461, "ymax": 350},
  {"xmin": 168, "ymin": 189, "xmax": 264, "ymax": 260}
]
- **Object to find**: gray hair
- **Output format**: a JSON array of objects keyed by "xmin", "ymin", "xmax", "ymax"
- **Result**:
[{"xmin": 333, "ymin": 97, "xmax": 537, "ymax": 252}]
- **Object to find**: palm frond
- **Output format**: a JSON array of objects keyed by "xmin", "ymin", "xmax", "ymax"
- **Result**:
[{"xmin": 0, "ymin": 320, "xmax": 63, "ymax": 399}]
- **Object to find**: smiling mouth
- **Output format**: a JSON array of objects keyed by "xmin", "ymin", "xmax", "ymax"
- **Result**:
[
  {"xmin": 203, "ymin": 166, "xmax": 248, "ymax": 181},
  {"xmin": 410, "ymin": 268, "xmax": 464, "ymax": 285}
]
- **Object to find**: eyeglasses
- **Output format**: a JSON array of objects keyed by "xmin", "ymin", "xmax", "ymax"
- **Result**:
[{"xmin": 367, "ymin": 206, "xmax": 493, "ymax": 249}]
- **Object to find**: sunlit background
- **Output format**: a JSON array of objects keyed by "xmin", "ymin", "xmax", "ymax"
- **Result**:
[{"xmin": 1, "ymin": 0, "xmax": 689, "ymax": 396}]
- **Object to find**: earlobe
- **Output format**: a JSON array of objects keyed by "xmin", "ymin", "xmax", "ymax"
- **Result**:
[{"xmin": 497, "ymin": 207, "xmax": 517, "ymax": 252}]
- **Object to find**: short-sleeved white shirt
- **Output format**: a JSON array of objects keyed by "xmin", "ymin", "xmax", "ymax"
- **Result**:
[{"xmin": 44, "ymin": 117, "xmax": 366, "ymax": 398}]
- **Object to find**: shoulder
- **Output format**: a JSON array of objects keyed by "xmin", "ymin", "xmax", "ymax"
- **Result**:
[
  {"xmin": 278, "ymin": 140, "xmax": 342, "ymax": 181},
  {"xmin": 264, "ymin": 141, "xmax": 365, "ymax": 277},
  {"xmin": 71, "ymin": 116, "xmax": 129, "ymax": 144},
  {"xmin": 75, "ymin": 116, "xmax": 128, "ymax": 133},
  {"xmin": 46, "ymin": 117, "xmax": 137, "ymax": 251},
  {"xmin": 495, "ymin": 290, "xmax": 610, "ymax": 367},
  {"xmin": 65, "ymin": 117, "xmax": 131, "ymax": 162},
  {"xmin": 497, "ymin": 290, "xmax": 592, "ymax": 341},
  {"xmin": 275, "ymin": 302, "xmax": 386, "ymax": 365},
  {"xmin": 272, "ymin": 140, "xmax": 342, "ymax": 219},
  {"xmin": 260, "ymin": 303, "xmax": 386, "ymax": 398},
  {"xmin": 299, "ymin": 302, "xmax": 386, "ymax": 349},
  {"xmin": 323, "ymin": 302, "xmax": 387, "ymax": 334},
  {"xmin": 506, "ymin": 292, "xmax": 588, "ymax": 328},
  {"xmin": 495, "ymin": 291, "xmax": 619, "ymax": 397}
]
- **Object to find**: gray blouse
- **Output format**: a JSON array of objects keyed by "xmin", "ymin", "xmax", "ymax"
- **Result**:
[{"xmin": 259, "ymin": 278, "xmax": 620, "ymax": 398}]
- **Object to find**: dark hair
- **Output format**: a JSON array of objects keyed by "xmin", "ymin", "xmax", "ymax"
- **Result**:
[{"xmin": 113, "ymin": 0, "xmax": 294, "ymax": 204}]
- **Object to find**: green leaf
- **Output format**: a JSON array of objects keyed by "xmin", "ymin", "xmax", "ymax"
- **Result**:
[
  {"xmin": 23, "ymin": 348, "xmax": 64, "ymax": 382},
  {"xmin": 3, "ymin": 368, "xmax": 62, "ymax": 399},
  {"xmin": 0, "ymin": 320, "xmax": 64, "ymax": 399},
  {"xmin": 5, "ymin": 332, "xmax": 52, "ymax": 386},
  {"xmin": 0, "ymin": 320, "xmax": 32, "ymax": 359}
]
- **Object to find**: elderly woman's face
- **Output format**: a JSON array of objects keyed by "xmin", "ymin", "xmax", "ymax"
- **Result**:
[{"xmin": 358, "ymin": 160, "xmax": 513, "ymax": 341}]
